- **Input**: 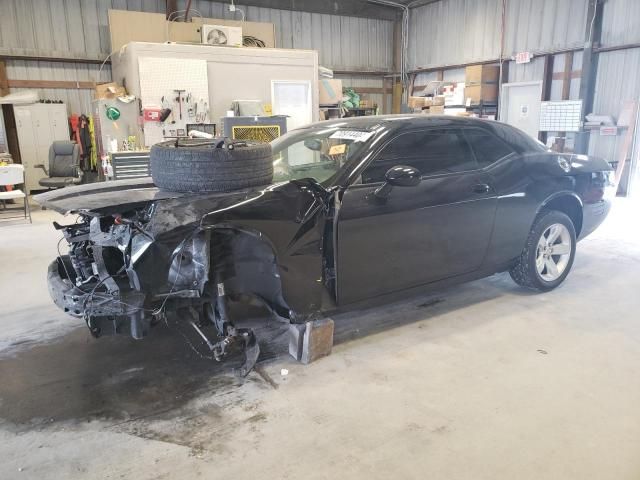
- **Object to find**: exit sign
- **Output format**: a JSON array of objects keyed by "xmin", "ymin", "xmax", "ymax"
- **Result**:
[{"xmin": 515, "ymin": 51, "xmax": 532, "ymax": 64}]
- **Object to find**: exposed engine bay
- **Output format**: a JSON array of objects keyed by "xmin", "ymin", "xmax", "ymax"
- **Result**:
[{"xmin": 48, "ymin": 203, "xmax": 297, "ymax": 376}]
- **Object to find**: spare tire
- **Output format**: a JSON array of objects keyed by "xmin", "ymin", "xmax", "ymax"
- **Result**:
[{"xmin": 150, "ymin": 138, "xmax": 273, "ymax": 193}]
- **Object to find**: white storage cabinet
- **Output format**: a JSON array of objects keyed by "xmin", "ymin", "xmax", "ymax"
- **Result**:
[{"xmin": 14, "ymin": 103, "xmax": 69, "ymax": 193}]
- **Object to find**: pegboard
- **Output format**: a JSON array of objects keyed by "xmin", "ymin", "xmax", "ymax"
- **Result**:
[
  {"xmin": 138, "ymin": 57, "xmax": 210, "ymax": 146},
  {"xmin": 539, "ymin": 100, "xmax": 583, "ymax": 132}
]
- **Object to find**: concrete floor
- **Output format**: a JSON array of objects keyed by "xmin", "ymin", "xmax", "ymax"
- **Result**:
[{"xmin": 1, "ymin": 199, "xmax": 639, "ymax": 479}]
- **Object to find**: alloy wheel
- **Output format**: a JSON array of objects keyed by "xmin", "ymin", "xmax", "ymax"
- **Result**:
[{"xmin": 535, "ymin": 223, "xmax": 572, "ymax": 282}]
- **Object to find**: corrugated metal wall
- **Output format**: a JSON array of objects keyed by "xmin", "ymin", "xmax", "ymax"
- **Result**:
[
  {"xmin": 589, "ymin": 48, "xmax": 640, "ymax": 160},
  {"xmin": 407, "ymin": 0, "xmax": 639, "ymax": 163},
  {"xmin": 503, "ymin": 0, "xmax": 587, "ymax": 55},
  {"xmin": 0, "ymin": 0, "xmax": 393, "ymax": 68},
  {"xmin": 192, "ymin": 3, "xmax": 394, "ymax": 71},
  {"xmin": 408, "ymin": 0, "xmax": 501, "ymax": 71},
  {"xmin": 0, "ymin": 0, "xmax": 393, "ymax": 113},
  {"xmin": 601, "ymin": 0, "xmax": 640, "ymax": 45},
  {"xmin": 409, "ymin": 0, "xmax": 588, "ymax": 71},
  {"xmin": 5, "ymin": 62, "xmax": 112, "ymax": 114}
]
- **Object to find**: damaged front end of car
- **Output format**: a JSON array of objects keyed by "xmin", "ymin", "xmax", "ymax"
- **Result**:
[
  {"xmin": 37, "ymin": 176, "xmax": 329, "ymax": 376},
  {"xmin": 49, "ymin": 204, "xmax": 264, "ymax": 375}
]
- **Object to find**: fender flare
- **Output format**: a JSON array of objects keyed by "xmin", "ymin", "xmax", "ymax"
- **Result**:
[
  {"xmin": 536, "ymin": 191, "xmax": 583, "ymax": 216},
  {"xmin": 535, "ymin": 191, "xmax": 584, "ymax": 235}
]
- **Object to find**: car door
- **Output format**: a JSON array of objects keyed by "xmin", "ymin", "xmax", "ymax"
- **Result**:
[{"xmin": 335, "ymin": 128, "xmax": 498, "ymax": 305}]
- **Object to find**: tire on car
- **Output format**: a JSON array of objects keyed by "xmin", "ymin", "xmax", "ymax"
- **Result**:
[
  {"xmin": 150, "ymin": 139, "xmax": 273, "ymax": 193},
  {"xmin": 509, "ymin": 210, "xmax": 577, "ymax": 291}
]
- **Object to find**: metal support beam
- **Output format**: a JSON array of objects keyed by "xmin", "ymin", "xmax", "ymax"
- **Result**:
[
  {"xmin": 539, "ymin": 54, "xmax": 555, "ymax": 143},
  {"xmin": 7, "ymin": 79, "xmax": 95, "ymax": 89},
  {"xmin": 576, "ymin": 0, "xmax": 604, "ymax": 154},
  {"xmin": 0, "ymin": 61, "xmax": 8, "ymax": 97}
]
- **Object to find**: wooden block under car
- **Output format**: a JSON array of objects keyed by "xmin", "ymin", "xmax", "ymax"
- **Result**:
[
  {"xmin": 296, "ymin": 318, "xmax": 334, "ymax": 364},
  {"xmin": 288, "ymin": 323, "xmax": 306, "ymax": 361}
]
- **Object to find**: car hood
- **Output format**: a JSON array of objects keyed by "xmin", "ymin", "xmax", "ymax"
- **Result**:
[
  {"xmin": 33, "ymin": 178, "xmax": 268, "ymax": 216},
  {"xmin": 32, "ymin": 178, "xmax": 327, "ymax": 225}
]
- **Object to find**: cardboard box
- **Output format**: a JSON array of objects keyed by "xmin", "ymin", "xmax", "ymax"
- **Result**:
[
  {"xmin": 319, "ymin": 79, "xmax": 343, "ymax": 105},
  {"xmin": 408, "ymin": 96, "xmax": 436, "ymax": 109},
  {"xmin": 428, "ymin": 105, "xmax": 445, "ymax": 115},
  {"xmin": 465, "ymin": 65, "xmax": 500, "ymax": 85},
  {"xmin": 95, "ymin": 82, "xmax": 127, "ymax": 100},
  {"xmin": 408, "ymin": 96, "xmax": 425, "ymax": 109},
  {"xmin": 444, "ymin": 107, "xmax": 467, "ymax": 116},
  {"xmin": 432, "ymin": 96, "xmax": 445, "ymax": 106},
  {"xmin": 465, "ymin": 84, "xmax": 498, "ymax": 104},
  {"xmin": 359, "ymin": 99, "xmax": 376, "ymax": 108},
  {"xmin": 443, "ymin": 83, "xmax": 465, "ymax": 106}
]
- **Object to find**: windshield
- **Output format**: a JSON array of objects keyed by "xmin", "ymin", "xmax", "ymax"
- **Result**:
[{"xmin": 270, "ymin": 127, "xmax": 372, "ymax": 185}]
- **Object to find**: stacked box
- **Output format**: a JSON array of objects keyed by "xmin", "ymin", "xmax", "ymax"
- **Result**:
[
  {"xmin": 465, "ymin": 65, "xmax": 499, "ymax": 104},
  {"xmin": 319, "ymin": 79, "xmax": 343, "ymax": 105}
]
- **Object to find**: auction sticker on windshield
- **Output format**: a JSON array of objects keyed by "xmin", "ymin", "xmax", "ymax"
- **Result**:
[
  {"xmin": 329, "ymin": 144, "xmax": 347, "ymax": 155},
  {"xmin": 329, "ymin": 130, "xmax": 375, "ymax": 142}
]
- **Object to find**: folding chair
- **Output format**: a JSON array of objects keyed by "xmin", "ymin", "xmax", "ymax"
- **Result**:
[{"xmin": 0, "ymin": 164, "xmax": 32, "ymax": 224}]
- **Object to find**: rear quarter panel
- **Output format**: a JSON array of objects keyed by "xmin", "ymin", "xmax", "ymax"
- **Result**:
[{"xmin": 482, "ymin": 152, "xmax": 611, "ymax": 269}]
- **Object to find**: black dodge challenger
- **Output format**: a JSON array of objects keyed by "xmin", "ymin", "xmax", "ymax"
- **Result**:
[{"xmin": 36, "ymin": 115, "xmax": 614, "ymax": 373}]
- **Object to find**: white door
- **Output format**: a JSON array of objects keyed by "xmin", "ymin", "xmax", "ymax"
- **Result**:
[
  {"xmin": 32, "ymin": 105, "xmax": 55, "ymax": 189},
  {"xmin": 14, "ymin": 106, "xmax": 41, "ymax": 193},
  {"xmin": 499, "ymin": 82, "xmax": 543, "ymax": 139},
  {"xmin": 271, "ymin": 80, "xmax": 312, "ymax": 131},
  {"xmin": 49, "ymin": 104, "xmax": 70, "ymax": 140}
]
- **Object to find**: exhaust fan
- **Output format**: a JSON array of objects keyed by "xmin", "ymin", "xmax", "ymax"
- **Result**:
[{"xmin": 201, "ymin": 25, "xmax": 243, "ymax": 47}]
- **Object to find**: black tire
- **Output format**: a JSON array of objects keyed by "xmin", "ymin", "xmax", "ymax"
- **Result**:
[
  {"xmin": 509, "ymin": 210, "xmax": 577, "ymax": 291},
  {"xmin": 150, "ymin": 139, "xmax": 273, "ymax": 193}
]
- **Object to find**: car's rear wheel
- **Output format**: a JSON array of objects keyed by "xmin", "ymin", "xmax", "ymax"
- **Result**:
[{"xmin": 509, "ymin": 210, "xmax": 576, "ymax": 291}]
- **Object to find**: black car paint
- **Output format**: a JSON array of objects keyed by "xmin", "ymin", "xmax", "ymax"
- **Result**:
[{"xmin": 36, "ymin": 115, "xmax": 613, "ymax": 344}]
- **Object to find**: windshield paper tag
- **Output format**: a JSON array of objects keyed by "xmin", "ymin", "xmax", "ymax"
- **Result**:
[
  {"xmin": 330, "ymin": 130, "xmax": 374, "ymax": 143},
  {"xmin": 329, "ymin": 144, "xmax": 347, "ymax": 155}
]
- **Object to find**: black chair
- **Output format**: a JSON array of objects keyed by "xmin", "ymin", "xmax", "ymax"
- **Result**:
[{"xmin": 36, "ymin": 141, "xmax": 82, "ymax": 189}]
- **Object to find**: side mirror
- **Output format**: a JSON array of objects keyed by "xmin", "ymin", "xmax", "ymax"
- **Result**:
[{"xmin": 374, "ymin": 165, "xmax": 421, "ymax": 198}]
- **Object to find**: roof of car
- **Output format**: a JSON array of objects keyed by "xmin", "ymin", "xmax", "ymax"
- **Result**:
[
  {"xmin": 303, "ymin": 114, "xmax": 546, "ymax": 154},
  {"xmin": 309, "ymin": 114, "xmax": 496, "ymax": 130}
]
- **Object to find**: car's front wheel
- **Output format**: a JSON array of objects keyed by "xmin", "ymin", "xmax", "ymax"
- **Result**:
[{"xmin": 509, "ymin": 210, "xmax": 577, "ymax": 291}]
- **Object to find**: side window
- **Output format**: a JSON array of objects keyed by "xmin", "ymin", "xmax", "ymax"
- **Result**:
[
  {"xmin": 361, "ymin": 129, "xmax": 477, "ymax": 184},
  {"xmin": 465, "ymin": 129, "xmax": 515, "ymax": 168}
]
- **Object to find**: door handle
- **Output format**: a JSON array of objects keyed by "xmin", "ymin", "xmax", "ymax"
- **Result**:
[{"xmin": 472, "ymin": 183, "xmax": 491, "ymax": 194}]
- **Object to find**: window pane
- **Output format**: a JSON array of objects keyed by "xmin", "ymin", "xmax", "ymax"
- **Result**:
[
  {"xmin": 465, "ymin": 130, "xmax": 514, "ymax": 167},
  {"xmin": 271, "ymin": 128, "xmax": 368, "ymax": 184},
  {"xmin": 362, "ymin": 129, "xmax": 476, "ymax": 183}
]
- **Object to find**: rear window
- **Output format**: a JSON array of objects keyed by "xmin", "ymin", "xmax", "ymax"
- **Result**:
[
  {"xmin": 362, "ymin": 129, "xmax": 477, "ymax": 183},
  {"xmin": 464, "ymin": 129, "xmax": 515, "ymax": 167}
]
